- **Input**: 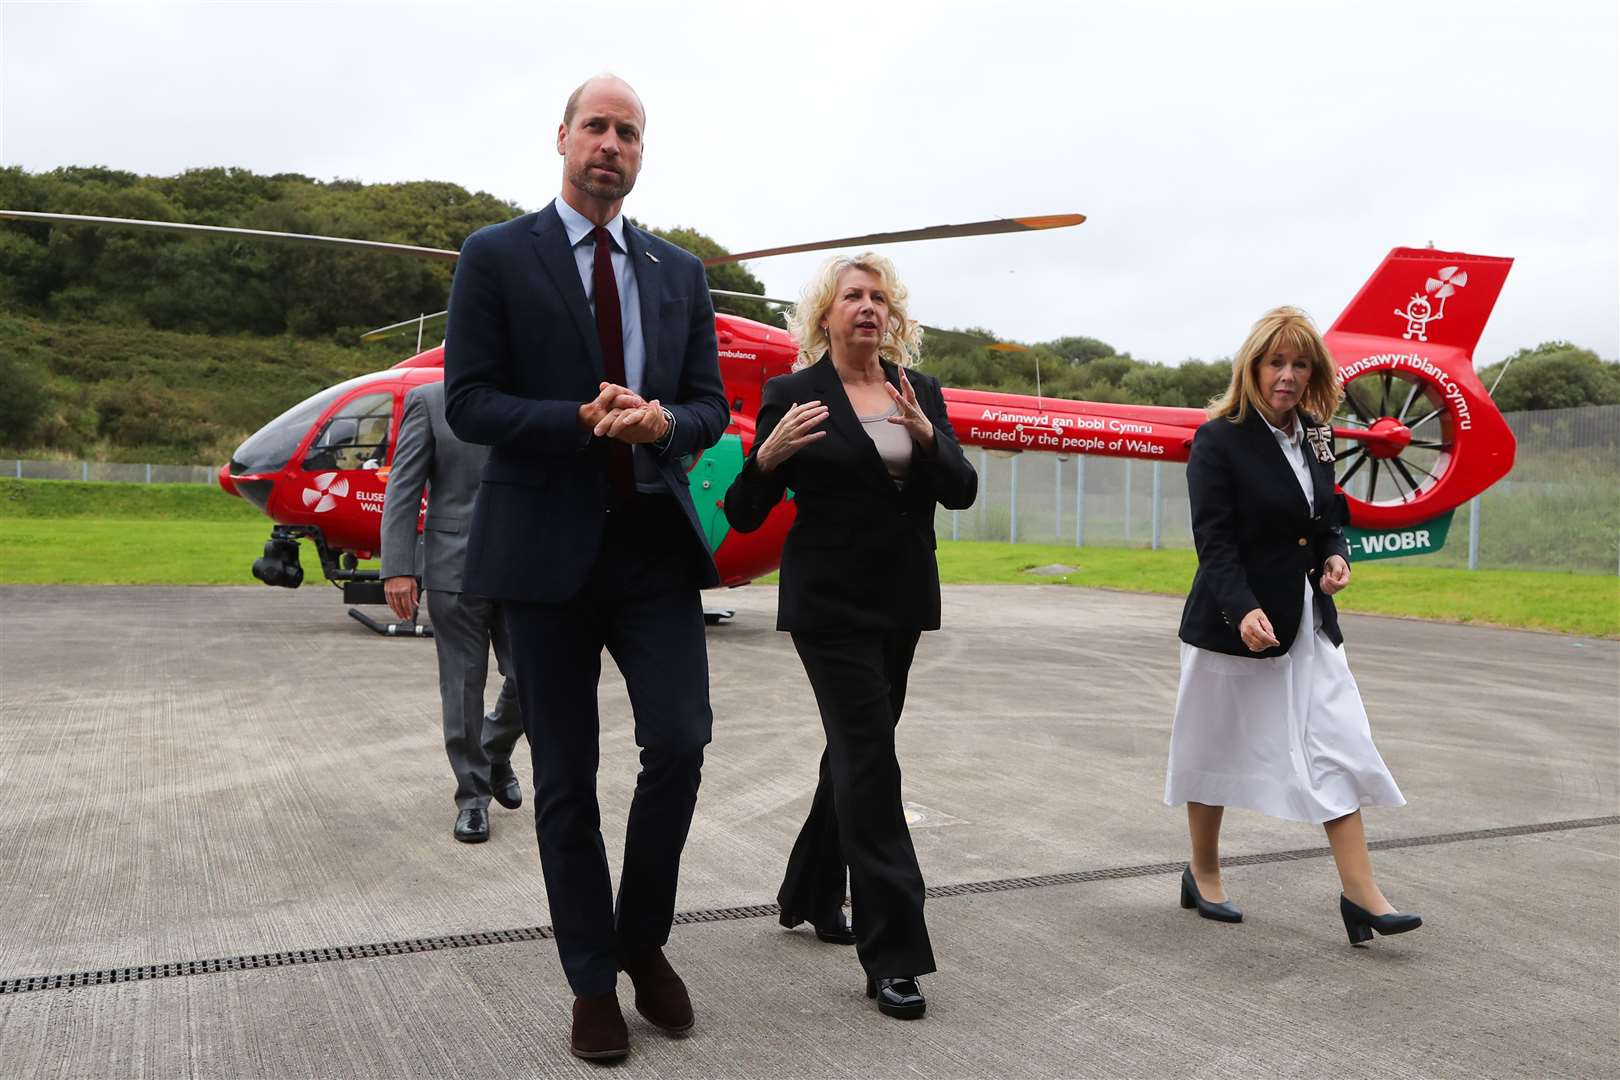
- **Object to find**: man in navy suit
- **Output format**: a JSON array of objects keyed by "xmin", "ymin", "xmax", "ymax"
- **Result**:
[{"xmin": 443, "ymin": 73, "xmax": 727, "ymax": 1062}]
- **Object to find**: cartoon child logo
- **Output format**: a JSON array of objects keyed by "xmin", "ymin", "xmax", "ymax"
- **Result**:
[{"xmin": 1395, "ymin": 266, "xmax": 1468, "ymax": 342}]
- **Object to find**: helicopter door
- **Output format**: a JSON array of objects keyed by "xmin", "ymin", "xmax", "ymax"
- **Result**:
[{"xmin": 298, "ymin": 390, "xmax": 397, "ymax": 531}]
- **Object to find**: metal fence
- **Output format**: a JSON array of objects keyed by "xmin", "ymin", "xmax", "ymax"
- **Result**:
[
  {"xmin": 937, "ymin": 405, "xmax": 1620, "ymax": 575},
  {"xmin": 1, "ymin": 459, "xmax": 217, "ymax": 484},
  {"xmin": 7, "ymin": 406, "xmax": 1616, "ymax": 573}
]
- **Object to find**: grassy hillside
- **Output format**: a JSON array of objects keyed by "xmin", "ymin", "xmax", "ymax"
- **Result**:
[{"xmin": 0, "ymin": 312, "xmax": 409, "ymax": 464}]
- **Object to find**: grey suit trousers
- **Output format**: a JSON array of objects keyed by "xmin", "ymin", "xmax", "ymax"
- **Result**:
[{"xmin": 427, "ymin": 589, "xmax": 525, "ymax": 809}]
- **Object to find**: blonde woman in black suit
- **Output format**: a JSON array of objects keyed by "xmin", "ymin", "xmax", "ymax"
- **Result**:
[
  {"xmin": 723, "ymin": 252, "xmax": 976, "ymax": 1018},
  {"xmin": 1166, "ymin": 306, "xmax": 1420, "ymax": 946}
]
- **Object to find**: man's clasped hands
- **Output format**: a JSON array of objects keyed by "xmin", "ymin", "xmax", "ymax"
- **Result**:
[{"xmin": 578, "ymin": 381, "xmax": 670, "ymax": 444}]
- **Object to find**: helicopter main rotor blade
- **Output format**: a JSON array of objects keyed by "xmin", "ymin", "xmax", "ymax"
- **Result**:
[
  {"xmin": 0, "ymin": 210, "xmax": 461, "ymax": 262},
  {"xmin": 709, "ymin": 287, "xmax": 798, "ymax": 306},
  {"xmin": 701, "ymin": 213, "xmax": 1085, "ymax": 267},
  {"xmin": 5, "ymin": 209, "xmax": 1084, "ymax": 272},
  {"xmin": 707, "ymin": 289, "xmax": 1027, "ymax": 352}
]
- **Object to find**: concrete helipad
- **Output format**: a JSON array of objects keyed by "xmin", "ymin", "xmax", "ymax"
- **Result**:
[{"xmin": 1, "ymin": 583, "xmax": 1615, "ymax": 1078}]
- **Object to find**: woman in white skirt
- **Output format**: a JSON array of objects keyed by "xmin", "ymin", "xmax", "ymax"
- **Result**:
[{"xmin": 1165, "ymin": 306, "xmax": 1421, "ymax": 946}]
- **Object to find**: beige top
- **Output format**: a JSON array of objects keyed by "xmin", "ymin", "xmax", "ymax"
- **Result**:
[{"xmin": 859, "ymin": 404, "xmax": 912, "ymax": 485}]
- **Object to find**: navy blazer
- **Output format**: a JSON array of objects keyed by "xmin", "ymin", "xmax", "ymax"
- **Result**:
[
  {"xmin": 1178, "ymin": 409, "xmax": 1351, "ymax": 657},
  {"xmin": 443, "ymin": 203, "xmax": 729, "ymax": 603},
  {"xmin": 723, "ymin": 357, "xmax": 977, "ymax": 633}
]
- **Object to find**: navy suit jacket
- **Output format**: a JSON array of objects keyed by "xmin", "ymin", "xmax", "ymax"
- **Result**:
[
  {"xmin": 1178, "ymin": 410, "xmax": 1352, "ymax": 657},
  {"xmin": 443, "ymin": 203, "xmax": 729, "ymax": 603}
]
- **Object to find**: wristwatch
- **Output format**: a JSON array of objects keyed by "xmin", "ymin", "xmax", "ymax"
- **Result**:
[{"xmin": 652, "ymin": 406, "xmax": 676, "ymax": 453}]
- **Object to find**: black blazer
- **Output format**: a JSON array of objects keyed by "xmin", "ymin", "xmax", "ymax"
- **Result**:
[
  {"xmin": 723, "ymin": 357, "xmax": 977, "ymax": 633},
  {"xmin": 1178, "ymin": 410, "xmax": 1351, "ymax": 657},
  {"xmin": 442, "ymin": 203, "xmax": 730, "ymax": 603}
]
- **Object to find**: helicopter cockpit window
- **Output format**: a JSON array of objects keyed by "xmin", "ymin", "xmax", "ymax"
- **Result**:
[
  {"xmin": 229, "ymin": 379, "xmax": 358, "ymax": 476},
  {"xmin": 301, "ymin": 392, "xmax": 394, "ymax": 472}
]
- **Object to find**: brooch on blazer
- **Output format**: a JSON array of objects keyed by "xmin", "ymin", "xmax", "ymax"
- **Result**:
[{"xmin": 1304, "ymin": 423, "xmax": 1335, "ymax": 463}]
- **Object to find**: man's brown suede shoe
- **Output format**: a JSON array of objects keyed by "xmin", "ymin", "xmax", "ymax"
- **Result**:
[
  {"xmin": 620, "ymin": 947, "xmax": 694, "ymax": 1035},
  {"xmin": 570, "ymin": 993, "xmax": 630, "ymax": 1060}
]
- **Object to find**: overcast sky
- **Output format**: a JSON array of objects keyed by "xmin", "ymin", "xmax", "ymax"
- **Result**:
[{"xmin": 3, "ymin": 1, "xmax": 1615, "ymax": 366}]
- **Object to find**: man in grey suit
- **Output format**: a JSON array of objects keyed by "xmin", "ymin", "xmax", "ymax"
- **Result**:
[{"xmin": 381, "ymin": 380, "xmax": 525, "ymax": 843}]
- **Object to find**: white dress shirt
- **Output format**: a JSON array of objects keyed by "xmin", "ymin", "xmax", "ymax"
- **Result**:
[{"xmin": 1263, "ymin": 411, "xmax": 1315, "ymax": 515}]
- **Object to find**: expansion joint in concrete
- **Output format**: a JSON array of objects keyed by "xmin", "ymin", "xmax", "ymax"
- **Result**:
[{"xmin": 4, "ymin": 815, "xmax": 1613, "ymax": 997}]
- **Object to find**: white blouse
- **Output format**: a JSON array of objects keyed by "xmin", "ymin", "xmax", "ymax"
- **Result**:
[{"xmin": 1263, "ymin": 412, "xmax": 1314, "ymax": 514}]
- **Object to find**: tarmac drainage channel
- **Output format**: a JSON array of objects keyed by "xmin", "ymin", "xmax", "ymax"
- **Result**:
[{"xmin": 3, "ymin": 814, "xmax": 1613, "ymax": 996}]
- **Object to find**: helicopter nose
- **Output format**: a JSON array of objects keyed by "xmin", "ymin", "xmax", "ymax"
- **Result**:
[{"xmin": 224, "ymin": 467, "xmax": 276, "ymax": 512}]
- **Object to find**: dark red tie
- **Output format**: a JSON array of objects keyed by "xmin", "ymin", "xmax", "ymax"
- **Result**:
[{"xmin": 592, "ymin": 226, "xmax": 635, "ymax": 504}]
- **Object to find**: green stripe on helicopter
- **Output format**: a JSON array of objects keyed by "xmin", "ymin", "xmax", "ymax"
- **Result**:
[
  {"xmin": 685, "ymin": 432, "xmax": 794, "ymax": 553},
  {"xmin": 1345, "ymin": 509, "xmax": 1454, "ymax": 561}
]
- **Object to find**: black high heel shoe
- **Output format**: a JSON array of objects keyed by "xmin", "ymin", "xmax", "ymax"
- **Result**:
[
  {"xmin": 778, "ymin": 909, "xmax": 856, "ymax": 945},
  {"xmin": 1180, "ymin": 866, "xmax": 1243, "ymax": 923},
  {"xmin": 1340, "ymin": 894, "xmax": 1422, "ymax": 945},
  {"xmin": 865, "ymin": 976, "xmax": 926, "ymax": 1019}
]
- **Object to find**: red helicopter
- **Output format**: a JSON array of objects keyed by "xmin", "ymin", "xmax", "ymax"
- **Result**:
[{"xmin": 2, "ymin": 210, "xmax": 1516, "ymax": 629}]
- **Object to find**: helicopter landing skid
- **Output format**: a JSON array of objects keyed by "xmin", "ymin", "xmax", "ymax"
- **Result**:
[
  {"xmin": 703, "ymin": 607, "xmax": 736, "ymax": 626},
  {"xmin": 347, "ymin": 608, "xmax": 434, "ymax": 638}
]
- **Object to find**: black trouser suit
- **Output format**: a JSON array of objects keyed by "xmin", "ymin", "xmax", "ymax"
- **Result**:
[
  {"xmin": 722, "ymin": 356, "xmax": 978, "ymax": 981},
  {"xmin": 783, "ymin": 630, "xmax": 930, "ymax": 976}
]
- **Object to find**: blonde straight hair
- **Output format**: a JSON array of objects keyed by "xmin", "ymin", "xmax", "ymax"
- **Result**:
[
  {"xmin": 1207, "ymin": 306, "xmax": 1342, "ymax": 423},
  {"xmin": 786, "ymin": 252, "xmax": 923, "ymax": 370}
]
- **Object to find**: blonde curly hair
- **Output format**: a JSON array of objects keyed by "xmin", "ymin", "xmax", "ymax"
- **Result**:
[{"xmin": 786, "ymin": 252, "xmax": 923, "ymax": 370}]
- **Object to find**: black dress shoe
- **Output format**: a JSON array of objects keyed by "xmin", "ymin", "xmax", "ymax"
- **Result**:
[
  {"xmin": 1340, "ymin": 894, "xmax": 1422, "ymax": 945},
  {"xmin": 453, "ymin": 807, "xmax": 489, "ymax": 843},
  {"xmin": 778, "ymin": 908, "xmax": 856, "ymax": 945},
  {"xmin": 491, "ymin": 772, "xmax": 523, "ymax": 811},
  {"xmin": 1180, "ymin": 866, "xmax": 1242, "ymax": 923},
  {"xmin": 865, "ymin": 976, "xmax": 925, "ymax": 1019},
  {"xmin": 813, "ymin": 911, "xmax": 856, "ymax": 945}
]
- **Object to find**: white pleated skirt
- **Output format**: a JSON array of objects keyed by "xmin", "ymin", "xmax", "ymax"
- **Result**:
[{"xmin": 1164, "ymin": 582, "xmax": 1405, "ymax": 824}]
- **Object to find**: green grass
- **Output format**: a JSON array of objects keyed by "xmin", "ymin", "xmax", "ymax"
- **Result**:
[
  {"xmin": 0, "ymin": 479, "xmax": 369, "ymax": 585},
  {"xmin": 0, "ymin": 519, "xmax": 281, "ymax": 585},
  {"xmin": 933, "ymin": 541, "xmax": 1619, "ymax": 639},
  {"xmin": 0, "ymin": 478, "xmax": 261, "ymax": 520},
  {"xmin": 0, "ymin": 482, "xmax": 1612, "ymax": 636}
]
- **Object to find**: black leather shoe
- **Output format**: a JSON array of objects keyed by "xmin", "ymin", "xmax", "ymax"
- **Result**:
[
  {"xmin": 453, "ymin": 807, "xmax": 489, "ymax": 843},
  {"xmin": 813, "ymin": 911, "xmax": 856, "ymax": 946},
  {"xmin": 1180, "ymin": 866, "xmax": 1242, "ymax": 923},
  {"xmin": 491, "ymin": 772, "xmax": 522, "ymax": 811},
  {"xmin": 778, "ymin": 908, "xmax": 856, "ymax": 945},
  {"xmin": 1340, "ymin": 894, "xmax": 1422, "ymax": 945},
  {"xmin": 865, "ymin": 976, "xmax": 925, "ymax": 1019}
]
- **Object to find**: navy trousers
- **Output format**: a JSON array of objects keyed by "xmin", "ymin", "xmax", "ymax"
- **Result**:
[{"xmin": 504, "ymin": 495, "xmax": 713, "ymax": 996}]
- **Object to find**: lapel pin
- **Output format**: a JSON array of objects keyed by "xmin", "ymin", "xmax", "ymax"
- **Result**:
[{"xmin": 645, "ymin": 251, "xmax": 659, "ymax": 263}]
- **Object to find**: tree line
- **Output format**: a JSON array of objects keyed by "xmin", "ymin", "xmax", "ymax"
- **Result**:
[
  {"xmin": 1, "ymin": 166, "xmax": 1615, "ymax": 459},
  {"xmin": 0, "ymin": 165, "xmax": 778, "ymax": 339}
]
